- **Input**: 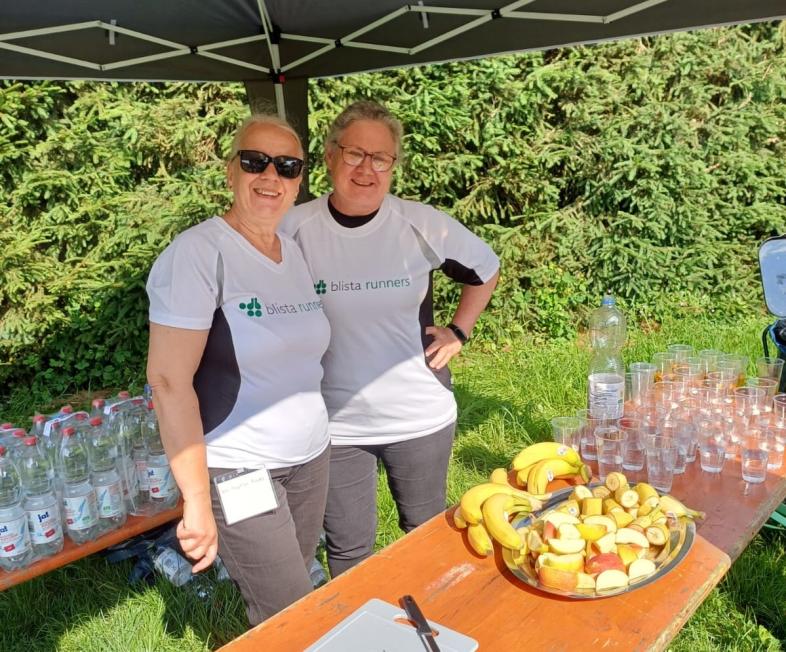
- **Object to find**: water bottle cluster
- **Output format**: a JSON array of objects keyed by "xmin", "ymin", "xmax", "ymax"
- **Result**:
[{"xmin": 0, "ymin": 391, "xmax": 179, "ymax": 572}]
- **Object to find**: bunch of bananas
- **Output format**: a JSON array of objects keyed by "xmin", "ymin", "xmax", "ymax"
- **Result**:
[{"xmin": 511, "ymin": 442, "xmax": 592, "ymax": 495}]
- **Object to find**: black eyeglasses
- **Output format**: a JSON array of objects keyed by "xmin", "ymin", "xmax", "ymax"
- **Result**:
[
  {"xmin": 336, "ymin": 144, "xmax": 396, "ymax": 172},
  {"xmin": 236, "ymin": 150, "xmax": 304, "ymax": 179}
]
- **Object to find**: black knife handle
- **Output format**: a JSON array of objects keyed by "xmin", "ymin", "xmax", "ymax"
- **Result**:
[{"xmin": 400, "ymin": 594, "xmax": 440, "ymax": 651}]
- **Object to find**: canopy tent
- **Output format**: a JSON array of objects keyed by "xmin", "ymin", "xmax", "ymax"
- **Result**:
[{"xmin": 2, "ymin": 0, "xmax": 785, "ymax": 186}]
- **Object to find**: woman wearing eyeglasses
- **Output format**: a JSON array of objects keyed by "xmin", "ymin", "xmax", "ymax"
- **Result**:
[
  {"xmin": 145, "ymin": 114, "xmax": 331, "ymax": 626},
  {"xmin": 281, "ymin": 101, "xmax": 499, "ymax": 577}
]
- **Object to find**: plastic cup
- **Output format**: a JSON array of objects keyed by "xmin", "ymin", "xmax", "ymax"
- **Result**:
[
  {"xmin": 698, "ymin": 431, "xmax": 726, "ymax": 473},
  {"xmin": 619, "ymin": 417, "xmax": 645, "ymax": 471},
  {"xmin": 773, "ymin": 394, "xmax": 786, "ymax": 426},
  {"xmin": 748, "ymin": 377, "xmax": 778, "ymax": 403},
  {"xmin": 646, "ymin": 435, "xmax": 676, "ymax": 493},
  {"xmin": 718, "ymin": 354, "xmax": 748, "ymax": 387},
  {"xmin": 756, "ymin": 356, "xmax": 784, "ymax": 384},
  {"xmin": 667, "ymin": 343, "xmax": 694, "ymax": 362},
  {"xmin": 576, "ymin": 409, "xmax": 613, "ymax": 461},
  {"xmin": 595, "ymin": 427, "xmax": 625, "ymax": 482},
  {"xmin": 652, "ymin": 352, "xmax": 676, "ymax": 383},
  {"xmin": 551, "ymin": 416, "xmax": 583, "ymax": 452},
  {"xmin": 698, "ymin": 349, "xmax": 723, "ymax": 373},
  {"xmin": 734, "ymin": 386, "xmax": 766, "ymax": 419},
  {"xmin": 741, "ymin": 435, "xmax": 768, "ymax": 484},
  {"xmin": 764, "ymin": 425, "xmax": 786, "ymax": 470},
  {"xmin": 629, "ymin": 362, "xmax": 656, "ymax": 406}
]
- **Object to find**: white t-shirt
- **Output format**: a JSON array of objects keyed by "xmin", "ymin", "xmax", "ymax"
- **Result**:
[
  {"xmin": 280, "ymin": 194, "xmax": 499, "ymax": 445},
  {"xmin": 146, "ymin": 216, "xmax": 331, "ymax": 470}
]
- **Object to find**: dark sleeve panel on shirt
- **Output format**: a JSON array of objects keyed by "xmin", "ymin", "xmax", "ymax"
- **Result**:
[
  {"xmin": 440, "ymin": 258, "xmax": 484, "ymax": 285},
  {"xmin": 193, "ymin": 307, "xmax": 241, "ymax": 436}
]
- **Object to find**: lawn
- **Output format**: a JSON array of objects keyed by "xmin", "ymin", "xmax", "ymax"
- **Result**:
[{"xmin": 1, "ymin": 312, "xmax": 785, "ymax": 651}]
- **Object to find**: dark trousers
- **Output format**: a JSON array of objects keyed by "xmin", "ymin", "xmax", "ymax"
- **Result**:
[
  {"xmin": 324, "ymin": 422, "xmax": 456, "ymax": 577},
  {"xmin": 209, "ymin": 445, "xmax": 330, "ymax": 627}
]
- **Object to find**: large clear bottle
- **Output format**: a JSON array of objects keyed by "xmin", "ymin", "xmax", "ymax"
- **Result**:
[
  {"xmin": 0, "ymin": 446, "xmax": 33, "ymax": 570},
  {"xmin": 59, "ymin": 426, "xmax": 100, "ymax": 544},
  {"xmin": 88, "ymin": 417, "xmax": 127, "ymax": 532},
  {"xmin": 115, "ymin": 401, "xmax": 142, "ymax": 513},
  {"xmin": 19, "ymin": 436, "xmax": 64, "ymax": 558},
  {"xmin": 132, "ymin": 402, "xmax": 152, "ymax": 508},
  {"xmin": 146, "ymin": 406, "xmax": 179, "ymax": 510},
  {"xmin": 588, "ymin": 293, "xmax": 627, "ymax": 419}
]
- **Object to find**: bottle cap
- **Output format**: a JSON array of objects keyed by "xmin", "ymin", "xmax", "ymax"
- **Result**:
[
  {"xmin": 147, "ymin": 401, "xmax": 154, "ymax": 410},
  {"xmin": 132, "ymin": 398, "xmax": 144, "ymax": 406},
  {"xmin": 13, "ymin": 429, "xmax": 26, "ymax": 438},
  {"xmin": 0, "ymin": 446, "xmax": 5, "ymax": 456},
  {"xmin": 89, "ymin": 417, "xmax": 103, "ymax": 427},
  {"xmin": 32, "ymin": 415, "xmax": 45, "ymax": 424},
  {"xmin": 61, "ymin": 405, "xmax": 74, "ymax": 414},
  {"xmin": 24, "ymin": 436, "xmax": 37, "ymax": 446},
  {"xmin": 62, "ymin": 427, "xmax": 76, "ymax": 437},
  {"xmin": 75, "ymin": 412, "xmax": 87, "ymax": 421},
  {"xmin": 92, "ymin": 398, "xmax": 105, "ymax": 408},
  {"xmin": 1, "ymin": 423, "xmax": 13, "ymax": 429},
  {"xmin": 118, "ymin": 391, "xmax": 131, "ymax": 399}
]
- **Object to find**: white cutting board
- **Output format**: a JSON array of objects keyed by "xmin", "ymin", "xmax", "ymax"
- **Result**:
[{"xmin": 304, "ymin": 598, "xmax": 478, "ymax": 652}]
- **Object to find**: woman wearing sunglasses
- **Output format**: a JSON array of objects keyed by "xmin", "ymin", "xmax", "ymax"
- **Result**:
[
  {"xmin": 280, "ymin": 101, "xmax": 499, "ymax": 577},
  {"xmin": 145, "ymin": 115, "xmax": 331, "ymax": 626}
]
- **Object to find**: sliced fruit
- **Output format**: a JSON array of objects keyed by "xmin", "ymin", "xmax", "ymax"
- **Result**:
[
  {"xmin": 615, "ymin": 487, "xmax": 639, "ymax": 508},
  {"xmin": 658, "ymin": 495, "xmax": 706, "ymax": 520},
  {"xmin": 575, "ymin": 523, "xmax": 607, "ymax": 542},
  {"xmin": 591, "ymin": 485, "xmax": 612, "ymax": 499},
  {"xmin": 605, "ymin": 471, "xmax": 628, "ymax": 492},
  {"xmin": 585, "ymin": 551, "xmax": 626, "ymax": 575},
  {"xmin": 538, "ymin": 552, "xmax": 586, "ymax": 572},
  {"xmin": 645, "ymin": 523, "xmax": 670, "ymax": 546},
  {"xmin": 592, "ymin": 531, "xmax": 618, "ymax": 555},
  {"xmin": 527, "ymin": 529, "xmax": 545, "ymax": 553},
  {"xmin": 558, "ymin": 499, "xmax": 580, "ymax": 518},
  {"xmin": 542, "ymin": 511, "xmax": 581, "ymax": 528},
  {"xmin": 635, "ymin": 482, "xmax": 660, "ymax": 508},
  {"xmin": 615, "ymin": 527, "xmax": 650, "ymax": 548},
  {"xmin": 610, "ymin": 510, "xmax": 634, "ymax": 529},
  {"xmin": 570, "ymin": 485, "xmax": 594, "ymax": 502},
  {"xmin": 537, "ymin": 565, "xmax": 579, "ymax": 591},
  {"xmin": 595, "ymin": 568, "xmax": 630, "ymax": 591},
  {"xmin": 576, "ymin": 572, "xmax": 596, "ymax": 590},
  {"xmin": 581, "ymin": 497, "xmax": 603, "ymax": 517},
  {"xmin": 628, "ymin": 558, "xmax": 657, "ymax": 582},
  {"xmin": 583, "ymin": 514, "xmax": 617, "ymax": 533},
  {"xmin": 626, "ymin": 507, "xmax": 639, "ymax": 518},
  {"xmin": 616, "ymin": 544, "xmax": 639, "ymax": 568},
  {"xmin": 547, "ymin": 537, "xmax": 586, "ymax": 555},
  {"xmin": 603, "ymin": 498, "xmax": 624, "ymax": 514},
  {"xmin": 543, "ymin": 520, "xmax": 557, "ymax": 542},
  {"xmin": 557, "ymin": 522, "xmax": 582, "ymax": 540},
  {"xmin": 632, "ymin": 515, "xmax": 652, "ymax": 530}
]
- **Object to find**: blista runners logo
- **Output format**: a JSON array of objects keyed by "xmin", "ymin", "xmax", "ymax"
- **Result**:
[
  {"xmin": 314, "ymin": 280, "xmax": 327, "ymax": 295},
  {"xmin": 314, "ymin": 277, "xmax": 411, "ymax": 294},
  {"xmin": 239, "ymin": 297, "xmax": 263, "ymax": 317}
]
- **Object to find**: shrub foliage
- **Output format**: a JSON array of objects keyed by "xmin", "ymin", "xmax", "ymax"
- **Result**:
[{"xmin": 0, "ymin": 23, "xmax": 784, "ymax": 408}]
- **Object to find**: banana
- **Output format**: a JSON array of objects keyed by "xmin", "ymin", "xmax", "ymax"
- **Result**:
[
  {"xmin": 658, "ymin": 495, "xmax": 706, "ymax": 520},
  {"xmin": 527, "ymin": 457, "xmax": 581, "ymax": 495},
  {"xmin": 605, "ymin": 471, "xmax": 628, "ymax": 492},
  {"xmin": 467, "ymin": 522, "xmax": 494, "ymax": 556},
  {"xmin": 452, "ymin": 506, "xmax": 468, "ymax": 529},
  {"xmin": 511, "ymin": 441, "xmax": 581, "ymax": 471},
  {"xmin": 482, "ymin": 493, "xmax": 530, "ymax": 550},
  {"xmin": 459, "ymin": 483, "xmax": 545, "ymax": 524},
  {"xmin": 490, "ymin": 467, "xmax": 509, "ymax": 485},
  {"xmin": 635, "ymin": 482, "xmax": 660, "ymax": 507}
]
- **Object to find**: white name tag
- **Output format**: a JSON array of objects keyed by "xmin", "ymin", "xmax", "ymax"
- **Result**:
[{"xmin": 213, "ymin": 468, "xmax": 278, "ymax": 526}]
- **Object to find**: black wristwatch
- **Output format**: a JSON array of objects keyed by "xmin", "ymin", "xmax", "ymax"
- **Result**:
[{"xmin": 447, "ymin": 322, "xmax": 468, "ymax": 345}]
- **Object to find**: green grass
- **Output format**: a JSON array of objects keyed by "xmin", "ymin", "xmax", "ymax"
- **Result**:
[{"xmin": 2, "ymin": 312, "xmax": 785, "ymax": 650}]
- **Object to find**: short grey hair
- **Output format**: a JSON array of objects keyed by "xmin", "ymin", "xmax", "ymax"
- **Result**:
[
  {"xmin": 227, "ymin": 113, "xmax": 304, "ymax": 163},
  {"xmin": 324, "ymin": 101, "xmax": 404, "ymax": 161}
]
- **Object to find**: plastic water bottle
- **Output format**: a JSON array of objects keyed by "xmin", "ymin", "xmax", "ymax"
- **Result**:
[
  {"xmin": 0, "ymin": 446, "xmax": 33, "ymax": 570},
  {"xmin": 8, "ymin": 429, "xmax": 28, "ymax": 459},
  {"xmin": 146, "ymin": 405, "xmax": 179, "ymax": 510},
  {"xmin": 88, "ymin": 417, "xmax": 127, "ymax": 532},
  {"xmin": 152, "ymin": 545, "xmax": 193, "ymax": 586},
  {"xmin": 132, "ymin": 404, "xmax": 152, "ymax": 506},
  {"xmin": 588, "ymin": 293, "xmax": 627, "ymax": 419},
  {"xmin": 59, "ymin": 426, "xmax": 100, "ymax": 544},
  {"xmin": 90, "ymin": 398, "xmax": 106, "ymax": 419},
  {"xmin": 19, "ymin": 436, "xmax": 64, "ymax": 558}
]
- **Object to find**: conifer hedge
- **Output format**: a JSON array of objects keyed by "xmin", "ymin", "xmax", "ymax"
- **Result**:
[{"xmin": 0, "ymin": 22, "xmax": 784, "ymax": 408}]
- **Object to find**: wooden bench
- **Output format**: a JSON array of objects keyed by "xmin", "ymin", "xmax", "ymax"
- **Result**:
[
  {"xmin": 0, "ymin": 503, "xmax": 183, "ymax": 591},
  {"xmin": 220, "ymin": 458, "xmax": 786, "ymax": 651}
]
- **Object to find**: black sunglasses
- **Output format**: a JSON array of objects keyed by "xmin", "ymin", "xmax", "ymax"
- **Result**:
[{"xmin": 236, "ymin": 150, "xmax": 304, "ymax": 179}]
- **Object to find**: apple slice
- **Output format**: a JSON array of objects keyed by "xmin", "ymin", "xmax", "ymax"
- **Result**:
[
  {"xmin": 616, "ymin": 544, "xmax": 639, "ymax": 568},
  {"xmin": 537, "ymin": 565, "xmax": 579, "ymax": 592},
  {"xmin": 595, "ymin": 569, "xmax": 630, "ymax": 592},
  {"xmin": 628, "ymin": 558, "xmax": 657, "ymax": 582},
  {"xmin": 557, "ymin": 522, "xmax": 581, "ymax": 540},
  {"xmin": 575, "ymin": 523, "xmax": 607, "ymax": 542},
  {"xmin": 547, "ymin": 537, "xmax": 586, "ymax": 555},
  {"xmin": 576, "ymin": 572, "xmax": 596, "ymax": 590},
  {"xmin": 538, "ymin": 552, "xmax": 585, "ymax": 572},
  {"xmin": 542, "ymin": 511, "xmax": 580, "ymax": 528},
  {"xmin": 585, "ymin": 552, "xmax": 625, "ymax": 575},
  {"xmin": 592, "ymin": 531, "xmax": 617, "ymax": 555},
  {"xmin": 615, "ymin": 527, "xmax": 650, "ymax": 548}
]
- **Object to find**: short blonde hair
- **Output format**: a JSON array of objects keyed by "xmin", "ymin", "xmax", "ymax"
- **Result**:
[
  {"xmin": 227, "ymin": 113, "xmax": 304, "ymax": 162},
  {"xmin": 324, "ymin": 101, "xmax": 404, "ymax": 161}
]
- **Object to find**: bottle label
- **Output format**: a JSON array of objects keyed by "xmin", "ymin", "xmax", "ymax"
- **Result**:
[
  {"xmin": 0, "ymin": 514, "xmax": 31, "ymax": 557},
  {"xmin": 95, "ymin": 480, "xmax": 124, "ymax": 517},
  {"xmin": 148, "ymin": 465, "xmax": 177, "ymax": 498},
  {"xmin": 64, "ymin": 492, "xmax": 99, "ymax": 530},
  {"xmin": 27, "ymin": 504, "xmax": 63, "ymax": 544},
  {"xmin": 154, "ymin": 547, "xmax": 191, "ymax": 586},
  {"xmin": 136, "ymin": 460, "xmax": 150, "ymax": 491},
  {"xmin": 588, "ymin": 373, "xmax": 625, "ymax": 419}
]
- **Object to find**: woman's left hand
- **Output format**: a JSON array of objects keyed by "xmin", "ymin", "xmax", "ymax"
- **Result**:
[{"xmin": 424, "ymin": 326, "xmax": 464, "ymax": 370}]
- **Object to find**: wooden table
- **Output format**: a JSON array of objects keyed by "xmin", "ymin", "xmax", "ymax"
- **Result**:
[
  {"xmin": 0, "ymin": 503, "xmax": 183, "ymax": 591},
  {"xmin": 221, "ymin": 458, "xmax": 786, "ymax": 651}
]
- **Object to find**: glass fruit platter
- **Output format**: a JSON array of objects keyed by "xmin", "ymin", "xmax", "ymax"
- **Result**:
[{"xmin": 501, "ymin": 482, "xmax": 696, "ymax": 599}]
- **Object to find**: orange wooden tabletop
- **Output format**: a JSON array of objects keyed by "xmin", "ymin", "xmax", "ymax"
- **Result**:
[
  {"xmin": 0, "ymin": 502, "xmax": 183, "ymax": 591},
  {"xmin": 217, "ymin": 452, "xmax": 786, "ymax": 652}
]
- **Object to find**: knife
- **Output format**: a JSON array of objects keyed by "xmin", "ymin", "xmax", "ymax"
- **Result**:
[{"xmin": 400, "ymin": 594, "xmax": 441, "ymax": 652}]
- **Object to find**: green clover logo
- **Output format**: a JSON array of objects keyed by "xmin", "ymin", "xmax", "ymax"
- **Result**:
[
  {"xmin": 239, "ymin": 297, "xmax": 263, "ymax": 317},
  {"xmin": 314, "ymin": 280, "xmax": 326, "ymax": 295}
]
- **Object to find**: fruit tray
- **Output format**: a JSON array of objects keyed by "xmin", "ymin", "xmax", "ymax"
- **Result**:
[{"xmin": 501, "ymin": 483, "xmax": 695, "ymax": 599}]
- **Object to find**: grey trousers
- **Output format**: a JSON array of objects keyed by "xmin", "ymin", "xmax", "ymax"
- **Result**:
[
  {"xmin": 209, "ymin": 445, "xmax": 330, "ymax": 627},
  {"xmin": 324, "ymin": 422, "xmax": 456, "ymax": 578}
]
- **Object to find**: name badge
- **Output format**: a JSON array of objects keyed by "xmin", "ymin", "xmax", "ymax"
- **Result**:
[{"xmin": 213, "ymin": 468, "xmax": 278, "ymax": 526}]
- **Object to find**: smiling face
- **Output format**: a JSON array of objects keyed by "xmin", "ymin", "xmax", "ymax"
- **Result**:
[
  {"xmin": 326, "ymin": 119, "xmax": 397, "ymax": 216},
  {"xmin": 226, "ymin": 122, "xmax": 303, "ymax": 227}
]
